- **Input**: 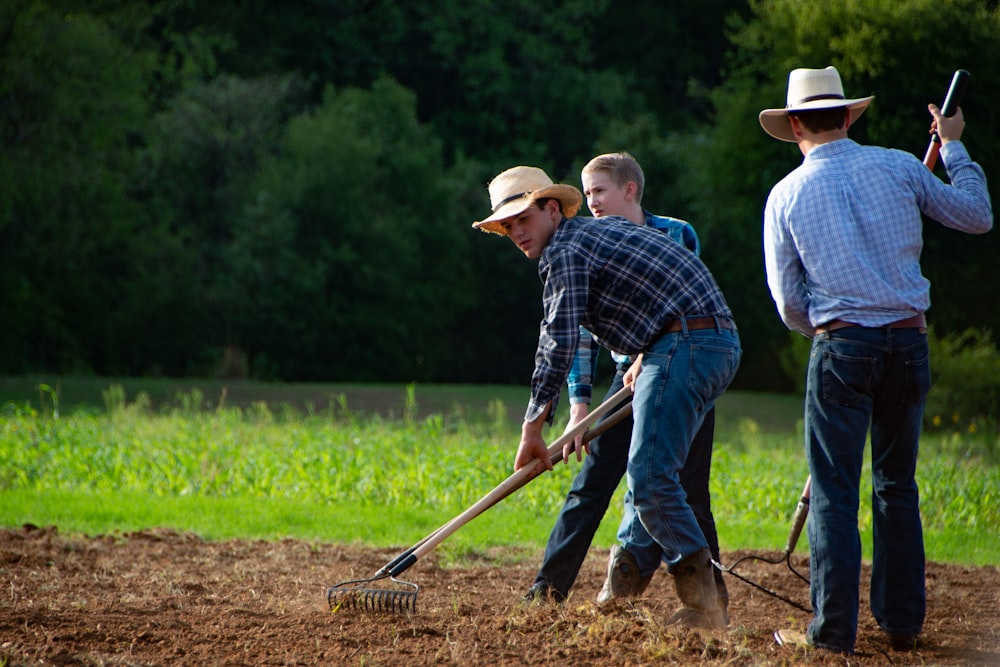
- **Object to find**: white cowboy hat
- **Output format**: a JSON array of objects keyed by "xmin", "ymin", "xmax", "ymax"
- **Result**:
[
  {"xmin": 759, "ymin": 66, "xmax": 874, "ymax": 142},
  {"xmin": 472, "ymin": 166, "xmax": 583, "ymax": 235}
]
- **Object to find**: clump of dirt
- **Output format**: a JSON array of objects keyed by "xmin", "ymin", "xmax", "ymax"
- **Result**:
[{"xmin": 1, "ymin": 525, "xmax": 997, "ymax": 666}]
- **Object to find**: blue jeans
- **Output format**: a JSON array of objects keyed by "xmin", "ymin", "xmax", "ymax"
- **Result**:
[
  {"xmin": 531, "ymin": 371, "xmax": 722, "ymax": 596},
  {"xmin": 626, "ymin": 323, "xmax": 740, "ymax": 571},
  {"xmin": 804, "ymin": 327, "xmax": 929, "ymax": 653},
  {"xmin": 617, "ymin": 406, "xmax": 720, "ymax": 576}
]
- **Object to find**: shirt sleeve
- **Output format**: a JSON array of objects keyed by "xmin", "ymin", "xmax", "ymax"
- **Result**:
[
  {"xmin": 526, "ymin": 250, "xmax": 588, "ymax": 423},
  {"xmin": 566, "ymin": 327, "xmax": 600, "ymax": 404},
  {"xmin": 764, "ymin": 191, "xmax": 814, "ymax": 336},
  {"xmin": 922, "ymin": 142, "xmax": 994, "ymax": 233}
]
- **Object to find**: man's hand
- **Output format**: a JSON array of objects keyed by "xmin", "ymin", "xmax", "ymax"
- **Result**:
[
  {"xmin": 562, "ymin": 402, "xmax": 590, "ymax": 462},
  {"xmin": 516, "ymin": 405, "xmax": 553, "ymax": 477},
  {"xmin": 929, "ymin": 103, "xmax": 965, "ymax": 144},
  {"xmin": 623, "ymin": 355, "xmax": 643, "ymax": 390}
]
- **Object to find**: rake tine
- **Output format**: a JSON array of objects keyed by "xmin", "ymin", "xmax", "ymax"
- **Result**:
[{"xmin": 326, "ymin": 575, "xmax": 420, "ymax": 614}]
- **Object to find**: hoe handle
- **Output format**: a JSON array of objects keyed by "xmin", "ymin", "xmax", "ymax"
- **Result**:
[
  {"xmin": 783, "ymin": 476, "xmax": 811, "ymax": 555},
  {"xmin": 923, "ymin": 69, "xmax": 969, "ymax": 170},
  {"xmin": 388, "ymin": 386, "xmax": 633, "ymax": 577}
]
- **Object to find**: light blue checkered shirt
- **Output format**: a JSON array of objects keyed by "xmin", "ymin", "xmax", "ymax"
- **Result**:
[{"xmin": 764, "ymin": 139, "xmax": 992, "ymax": 337}]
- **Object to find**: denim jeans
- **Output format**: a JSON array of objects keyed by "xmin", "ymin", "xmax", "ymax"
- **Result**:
[
  {"xmin": 626, "ymin": 323, "xmax": 740, "ymax": 571},
  {"xmin": 804, "ymin": 327, "xmax": 929, "ymax": 653},
  {"xmin": 617, "ymin": 408, "xmax": 722, "ymax": 576},
  {"xmin": 531, "ymin": 372, "xmax": 723, "ymax": 596}
]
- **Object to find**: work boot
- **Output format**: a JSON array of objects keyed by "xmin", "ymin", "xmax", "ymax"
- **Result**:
[
  {"xmin": 665, "ymin": 548, "xmax": 728, "ymax": 628},
  {"xmin": 596, "ymin": 545, "xmax": 654, "ymax": 604},
  {"xmin": 887, "ymin": 633, "xmax": 918, "ymax": 651},
  {"xmin": 523, "ymin": 581, "xmax": 566, "ymax": 603}
]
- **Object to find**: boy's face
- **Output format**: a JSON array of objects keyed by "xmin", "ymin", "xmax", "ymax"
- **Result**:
[
  {"xmin": 582, "ymin": 169, "xmax": 631, "ymax": 217},
  {"xmin": 500, "ymin": 200, "xmax": 561, "ymax": 259}
]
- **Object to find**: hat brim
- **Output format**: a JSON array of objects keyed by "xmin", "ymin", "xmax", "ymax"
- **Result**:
[
  {"xmin": 472, "ymin": 183, "xmax": 583, "ymax": 235},
  {"xmin": 759, "ymin": 96, "xmax": 874, "ymax": 142}
]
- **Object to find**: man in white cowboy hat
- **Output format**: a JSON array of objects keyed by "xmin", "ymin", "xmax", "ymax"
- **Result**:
[
  {"xmin": 760, "ymin": 66, "xmax": 993, "ymax": 655},
  {"xmin": 473, "ymin": 164, "xmax": 741, "ymax": 628}
]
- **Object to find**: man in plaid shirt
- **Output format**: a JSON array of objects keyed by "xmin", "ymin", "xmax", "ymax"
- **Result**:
[{"xmin": 472, "ymin": 165, "xmax": 741, "ymax": 628}]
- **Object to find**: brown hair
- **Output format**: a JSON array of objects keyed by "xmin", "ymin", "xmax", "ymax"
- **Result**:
[
  {"xmin": 532, "ymin": 197, "xmax": 562, "ymax": 215},
  {"xmin": 789, "ymin": 107, "xmax": 849, "ymax": 134}
]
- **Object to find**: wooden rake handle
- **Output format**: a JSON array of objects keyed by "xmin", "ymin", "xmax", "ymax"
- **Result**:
[{"xmin": 385, "ymin": 386, "xmax": 633, "ymax": 577}]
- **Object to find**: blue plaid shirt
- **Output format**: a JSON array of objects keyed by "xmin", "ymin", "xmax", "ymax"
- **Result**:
[
  {"xmin": 526, "ymin": 215, "xmax": 731, "ymax": 423},
  {"xmin": 764, "ymin": 139, "xmax": 993, "ymax": 336},
  {"xmin": 567, "ymin": 212, "xmax": 701, "ymax": 404}
]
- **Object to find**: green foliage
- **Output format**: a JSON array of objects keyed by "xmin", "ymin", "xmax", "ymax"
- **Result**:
[
  {"xmin": 132, "ymin": 72, "xmax": 308, "ymax": 375},
  {"xmin": 777, "ymin": 332, "xmax": 811, "ymax": 394},
  {"xmin": 2, "ymin": 0, "xmax": 998, "ymax": 393},
  {"xmin": 0, "ymin": 389, "xmax": 995, "ymax": 564},
  {"xmin": 0, "ymin": 0, "xmax": 223, "ymax": 376},
  {"xmin": 240, "ymin": 76, "xmax": 478, "ymax": 380},
  {"xmin": 925, "ymin": 327, "xmax": 1000, "ymax": 440},
  {"xmin": 0, "ymin": 0, "xmax": 152, "ymax": 372}
]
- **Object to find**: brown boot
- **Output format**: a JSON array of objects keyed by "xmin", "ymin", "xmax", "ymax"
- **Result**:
[
  {"xmin": 666, "ymin": 548, "xmax": 728, "ymax": 628},
  {"xmin": 596, "ymin": 546, "xmax": 654, "ymax": 604}
]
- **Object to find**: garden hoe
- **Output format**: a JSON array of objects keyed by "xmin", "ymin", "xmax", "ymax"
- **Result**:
[
  {"xmin": 326, "ymin": 386, "xmax": 634, "ymax": 614},
  {"xmin": 713, "ymin": 476, "xmax": 812, "ymax": 613}
]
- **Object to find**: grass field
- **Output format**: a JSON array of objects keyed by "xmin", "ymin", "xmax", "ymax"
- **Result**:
[
  {"xmin": 1, "ymin": 376, "xmax": 996, "ymax": 566},
  {"xmin": 0, "ymin": 375, "xmax": 804, "ymax": 428}
]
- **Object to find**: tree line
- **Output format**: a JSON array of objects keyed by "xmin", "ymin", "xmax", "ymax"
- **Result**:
[{"xmin": 2, "ymin": 0, "xmax": 997, "ymax": 391}]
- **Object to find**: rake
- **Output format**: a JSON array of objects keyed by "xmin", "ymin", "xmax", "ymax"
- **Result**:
[
  {"xmin": 326, "ymin": 386, "xmax": 634, "ymax": 614},
  {"xmin": 713, "ymin": 476, "xmax": 813, "ymax": 613}
]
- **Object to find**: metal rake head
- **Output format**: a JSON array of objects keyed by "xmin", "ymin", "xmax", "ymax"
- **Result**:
[{"xmin": 326, "ymin": 575, "xmax": 419, "ymax": 614}]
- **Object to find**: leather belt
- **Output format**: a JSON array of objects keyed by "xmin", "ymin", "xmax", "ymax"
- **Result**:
[
  {"xmin": 661, "ymin": 316, "xmax": 735, "ymax": 334},
  {"xmin": 815, "ymin": 313, "xmax": 927, "ymax": 335}
]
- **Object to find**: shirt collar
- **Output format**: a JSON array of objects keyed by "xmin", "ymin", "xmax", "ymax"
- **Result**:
[{"xmin": 804, "ymin": 137, "xmax": 857, "ymax": 163}]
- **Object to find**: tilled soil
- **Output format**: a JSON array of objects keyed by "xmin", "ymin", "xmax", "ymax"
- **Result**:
[{"xmin": 1, "ymin": 524, "xmax": 997, "ymax": 666}]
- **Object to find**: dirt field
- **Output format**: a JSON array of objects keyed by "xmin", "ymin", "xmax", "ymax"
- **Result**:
[{"xmin": 1, "ymin": 524, "xmax": 997, "ymax": 666}]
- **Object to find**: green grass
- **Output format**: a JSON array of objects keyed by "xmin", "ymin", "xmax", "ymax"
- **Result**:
[{"xmin": 0, "ymin": 378, "xmax": 997, "ymax": 566}]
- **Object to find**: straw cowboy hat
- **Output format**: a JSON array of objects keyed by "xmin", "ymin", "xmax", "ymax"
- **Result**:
[
  {"xmin": 759, "ymin": 66, "xmax": 874, "ymax": 142},
  {"xmin": 473, "ymin": 166, "xmax": 583, "ymax": 235}
]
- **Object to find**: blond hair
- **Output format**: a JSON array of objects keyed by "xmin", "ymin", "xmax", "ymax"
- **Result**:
[{"xmin": 582, "ymin": 152, "xmax": 645, "ymax": 204}]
